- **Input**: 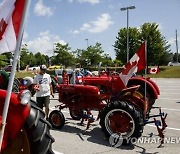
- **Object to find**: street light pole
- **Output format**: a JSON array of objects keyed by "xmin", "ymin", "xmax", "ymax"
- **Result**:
[
  {"xmin": 126, "ymin": 8, "xmax": 129, "ymax": 63},
  {"xmin": 53, "ymin": 42, "xmax": 56, "ymax": 56},
  {"xmin": 176, "ymin": 29, "xmax": 179, "ymax": 63},
  {"xmin": 120, "ymin": 5, "xmax": 136, "ymax": 62},
  {"xmin": 85, "ymin": 38, "xmax": 89, "ymax": 49}
]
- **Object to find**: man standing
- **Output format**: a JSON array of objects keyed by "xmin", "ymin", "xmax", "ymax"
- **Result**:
[{"xmin": 33, "ymin": 65, "xmax": 54, "ymax": 120}]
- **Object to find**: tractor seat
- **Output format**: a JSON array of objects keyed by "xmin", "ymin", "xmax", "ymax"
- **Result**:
[
  {"xmin": 120, "ymin": 85, "xmax": 140, "ymax": 96},
  {"xmin": 99, "ymin": 93, "xmax": 110, "ymax": 101}
]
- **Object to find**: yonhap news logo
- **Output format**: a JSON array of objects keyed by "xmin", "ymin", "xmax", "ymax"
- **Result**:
[
  {"xmin": 109, "ymin": 134, "xmax": 180, "ymax": 148},
  {"xmin": 109, "ymin": 133, "xmax": 123, "ymax": 147}
]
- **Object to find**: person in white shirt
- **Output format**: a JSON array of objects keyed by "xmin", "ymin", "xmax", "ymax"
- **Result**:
[{"xmin": 33, "ymin": 65, "xmax": 54, "ymax": 120}]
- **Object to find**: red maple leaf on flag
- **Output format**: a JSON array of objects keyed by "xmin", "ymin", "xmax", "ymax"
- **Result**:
[
  {"xmin": 0, "ymin": 19, "xmax": 8, "ymax": 40},
  {"xmin": 0, "ymin": 0, "xmax": 25, "ymax": 53},
  {"xmin": 122, "ymin": 61, "xmax": 138, "ymax": 75},
  {"xmin": 148, "ymin": 66, "xmax": 160, "ymax": 74},
  {"xmin": 119, "ymin": 42, "xmax": 146, "ymax": 86}
]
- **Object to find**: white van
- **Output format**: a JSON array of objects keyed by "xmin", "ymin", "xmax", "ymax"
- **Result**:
[{"xmin": 168, "ymin": 62, "xmax": 180, "ymax": 66}]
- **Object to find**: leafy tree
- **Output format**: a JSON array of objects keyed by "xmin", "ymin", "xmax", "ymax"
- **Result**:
[
  {"xmin": 0, "ymin": 54, "xmax": 7, "ymax": 68},
  {"xmin": 101, "ymin": 53, "xmax": 113, "ymax": 66},
  {"xmin": 20, "ymin": 44, "xmax": 49, "ymax": 69},
  {"xmin": 114, "ymin": 23, "xmax": 171, "ymax": 66},
  {"xmin": 20, "ymin": 44, "xmax": 31, "ymax": 69},
  {"xmin": 52, "ymin": 43, "xmax": 75, "ymax": 67},
  {"xmin": 87, "ymin": 43, "xmax": 105, "ymax": 66},
  {"xmin": 114, "ymin": 27, "xmax": 141, "ymax": 64},
  {"xmin": 34, "ymin": 52, "xmax": 48, "ymax": 66},
  {"xmin": 29, "ymin": 52, "xmax": 37, "ymax": 67},
  {"xmin": 113, "ymin": 59, "xmax": 123, "ymax": 67},
  {"xmin": 140, "ymin": 23, "xmax": 171, "ymax": 65},
  {"xmin": 72, "ymin": 48, "xmax": 86, "ymax": 67},
  {"xmin": 73, "ymin": 43, "xmax": 110, "ymax": 67}
]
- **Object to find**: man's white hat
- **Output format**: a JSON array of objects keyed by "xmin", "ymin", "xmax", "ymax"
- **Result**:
[{"xmin": 40, "ymin": 65, "xmax": 47, "ymax": 70}]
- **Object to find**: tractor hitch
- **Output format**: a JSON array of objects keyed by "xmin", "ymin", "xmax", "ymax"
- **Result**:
[
  {"xmin": 144, "ymin": 108, "xmax": 168, "ymax": 148},
  {"xmin": 80, "ymin": 111, "xmax": 95, "ymax": 130}
]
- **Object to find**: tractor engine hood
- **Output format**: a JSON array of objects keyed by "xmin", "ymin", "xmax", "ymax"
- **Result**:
[{"xmin": 57, "ymin": 84, "xmax": 100, "ymax": 95}]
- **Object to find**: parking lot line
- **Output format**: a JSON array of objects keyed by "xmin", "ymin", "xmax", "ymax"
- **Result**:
[
  {"xmin": 147, "ymin": 124, "xmax": 180, "ymax": 131},
  {"xmin": 161, "ymin": 107, "xmax": 180, "ymax": 112},
  {"xmin": 159, "ymin": 98, "xmax": 180, "ymax": 101},
  {"xmin": 53, "ymin": 150, "xmax": 63, "ymax": 154}
]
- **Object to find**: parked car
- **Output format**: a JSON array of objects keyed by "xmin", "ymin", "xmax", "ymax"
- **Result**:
[
  {"xmin": 48, "ymin": 65, "xmax": 61, "ymax": 70},
  {"xmin": 168, "ymin": 62, "xmax": 180, "ymax": 66},
  {"xmin": 55, "ymin": 68, "xmax": 92, "ymax": 84},
  {"xmin": 28, "ymin": 66, "xmax": 40, "ymax": 71},
  {"xmin": 55, "ymin": 69, "xmax": 73, "ymax": 83}
]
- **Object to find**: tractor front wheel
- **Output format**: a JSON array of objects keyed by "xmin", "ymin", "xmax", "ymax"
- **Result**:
[
  {"xmin": 100, "ymin": 101, "xmax": 144, "ymax": 144},
  {"xmin": 69, "ymin": 109, "xmax": 83, "ymax": 120},
  {"xmin": 49, "ymin": 110, "xmax": 65, "ymax": 129}
]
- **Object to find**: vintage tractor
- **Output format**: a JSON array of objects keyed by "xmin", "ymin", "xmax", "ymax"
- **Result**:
[
  {"xmin": 0, "ymin": 71, "xmax": 55, "ymax": 153},
  {"xmin": 83, "ymin": 74, "xmax": 160, "ymax": 109},
  {"xmin": 49, "ymin": 73, "xmax": 167, "ymax": 145}
]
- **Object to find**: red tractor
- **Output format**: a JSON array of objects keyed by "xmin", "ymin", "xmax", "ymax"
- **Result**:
[
  {"xmin": 49, "ymin": 73, "xmax": 167, "ymax": 145},
  {"xmin": 0, "ymin": 71, "xmax": 55, "ymax": 154},
  {"xmin": 83, "ymin": 74, "xmax": 160, "ymax": 109}
]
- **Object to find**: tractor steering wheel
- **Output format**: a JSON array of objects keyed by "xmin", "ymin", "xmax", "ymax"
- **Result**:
[{"xmin": 111, "ymin": 72, "xmax": 120, "ymax": 76}]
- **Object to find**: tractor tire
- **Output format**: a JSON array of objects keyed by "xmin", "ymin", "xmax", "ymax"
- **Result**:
[
  {"xmin": 12, "ymin": 78, "xmax": 20, "ymax": 93},
  {"xmin": 69, "ymin": 109, "xmax": 83, "ymax": 120},
  {"xmin": 49, "ymin": 110, "xmax": 65, "ymax": 129},
  {"xmin": 24, "ymin": 100, "xmax": 55, "ymax": 154},
  {"xmin": 2, "ymin": 100, "xmax": 55, "ymax": 154},
  {"xmin": 100, "ymin": 101, "xmax": 144, "ymax": 144},
  {"xmin": 137, "ymin": 86, "xmax": 155, "ymax": 109}
]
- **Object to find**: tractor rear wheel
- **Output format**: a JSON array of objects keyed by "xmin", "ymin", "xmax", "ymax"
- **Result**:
[
  {"xmin": 2, "ymin": 100, "xmax": 55, "ymax": 154},
  {"xmin": 49, "ymin": 110, "xmax": 65, "ymax": 129},
  {"xmin": 100, "ymin": 101, "xmax": 144, "ymax": 144}
]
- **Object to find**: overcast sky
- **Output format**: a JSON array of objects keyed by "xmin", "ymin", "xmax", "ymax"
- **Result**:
[{"xmin": 1, "ymin": 0, "xmax": 180, "ymax": 59}]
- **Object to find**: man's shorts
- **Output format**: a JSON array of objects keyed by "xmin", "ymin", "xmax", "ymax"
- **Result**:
[{"xmin": 36, "ymin": 96, "xmax": 50, "ymax": 109}]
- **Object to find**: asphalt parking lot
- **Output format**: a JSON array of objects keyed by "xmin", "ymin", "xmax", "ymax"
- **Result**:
[{"xmin": 33, "ymin": 78, "xmax": 180, "ymax": 154}]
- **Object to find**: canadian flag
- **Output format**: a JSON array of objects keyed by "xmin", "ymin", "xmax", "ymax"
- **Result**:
[
  {"xmin": 148, "ymin": 66, "xmax": 159, "ymax": 74},
  {"xmin": 119, "ymin": 42, "xmax": 146, "ymax": 86},
  {"xmin": 0, "ymin": 0, "xmax": 25, "ymax": 54},
  {"xmin": 76, "ymin": 76, "xmax": 83, "ymax": 84}
]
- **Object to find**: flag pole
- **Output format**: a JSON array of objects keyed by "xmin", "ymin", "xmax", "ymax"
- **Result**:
[
  {"xmin": 144, "ymin": 40, "xmax": 147, "ymax": 102},
  {"xmin": 0, "ymin": 0, "xmax": 31, "ymax": 151}
]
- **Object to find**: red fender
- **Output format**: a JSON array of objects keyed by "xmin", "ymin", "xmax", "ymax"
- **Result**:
[
  {"xmin": 146, "ymin": 77, "xmax": 160, "ymax": 95},
  {"xmin": 128, "ymin": 77, "xmax": 159, "ymax": 99},
  {"xmin": 0, "ymin": 90, "xmax": 30, "ymax": 150}
]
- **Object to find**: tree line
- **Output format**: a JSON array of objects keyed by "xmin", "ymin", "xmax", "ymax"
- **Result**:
[{"xmin": 0, "ymin": 23, "xmax": 179, "ymax": 70}]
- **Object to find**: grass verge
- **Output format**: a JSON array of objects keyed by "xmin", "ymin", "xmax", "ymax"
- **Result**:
[
  {"xmin": 15, "ymin": 66, "xmax": 180, "ymax": 78},
  {"xmin": 147, "ymin": 66, "xmax": 180, "ymax": 78}
]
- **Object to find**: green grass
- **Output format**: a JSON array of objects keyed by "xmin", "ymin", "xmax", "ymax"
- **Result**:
[
  {"xmin": 15, "ymin": 71, "xmax": 34, "ymax": 78},
  {"xmin": 15, "ymin": 66, "xmax": 180, "ymax": 78},
  {"xmin": 147, "ymin": 66, "xmax": 180, "ymax": 78},
  {"xmin": 15, "ymin": 70, "xmax": 55, "ymax": 78}
]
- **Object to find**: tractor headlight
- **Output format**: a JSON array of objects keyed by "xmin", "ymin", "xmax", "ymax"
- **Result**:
[{"xmin": 20, "ymin": 90, "xmax": 31, "ymax": 105}]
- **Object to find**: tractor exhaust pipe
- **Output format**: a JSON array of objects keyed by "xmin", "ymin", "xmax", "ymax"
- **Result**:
[
  {"xmin": 98, "ymin": 62, "xmax": 102, "ymax": 76},
  {"xmin": 72, "ymin": 69, "xmax": 76, "ymax": 85}
]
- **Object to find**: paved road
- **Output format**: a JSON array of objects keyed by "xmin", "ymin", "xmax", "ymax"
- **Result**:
[{"xmin": 33, "ymin": 78, "xmax": 180, "ymax": 154}]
